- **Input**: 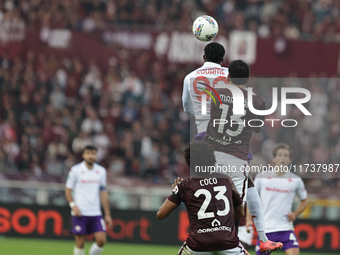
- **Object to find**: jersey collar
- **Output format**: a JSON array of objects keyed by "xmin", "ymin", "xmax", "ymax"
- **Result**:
[
  {"xmin": 82, "ymin": 161, "xmax": 94, "ymax": 170},
  {"xmin": 202, "ymin": 62, "xmax": 222, "ymax": 68}
]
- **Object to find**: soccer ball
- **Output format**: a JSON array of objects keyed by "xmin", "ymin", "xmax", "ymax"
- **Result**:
[{"xmin": 192, "ymin": 15, "xmax": 219, "ymax": 42}]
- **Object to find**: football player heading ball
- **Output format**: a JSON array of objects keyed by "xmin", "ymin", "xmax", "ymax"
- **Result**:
[{"xmin": 182, "ymin": 42, "xmax": 283, "ymax": 253}]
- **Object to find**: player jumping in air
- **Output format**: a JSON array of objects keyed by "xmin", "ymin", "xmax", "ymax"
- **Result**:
[
  {"xmin": 203, "ymin": 60, "xmax": 283, "ymax": 253},
  {"xmin": 252, "ymin": 143, "xmax": 308, "ymax": 255},
  {"xmin": 157, "ymin": 141, "xmax": 250, "ymax": 255},
  {"xmin": 182, "ymin": 42, "xmax": 228, "ymax": 140},
  {"xmin": 65, "ymin": 145, "xmax": 113, "ymax": 255},
  {"xmin": 182, "ymin": 43, "xmax": 283, "ymax": 253}
]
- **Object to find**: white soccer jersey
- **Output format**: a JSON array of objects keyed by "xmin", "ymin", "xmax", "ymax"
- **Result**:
[
  {"xmin": 254, "ymin": 171, "xmax": 308, "ymax": 233},
  {"xmin": 66, "ymin": 161, "xmax": 107, "ymax": 216},
  {"xmin": 182, "ymin": 62, "xmax": 229, "ymax": 134}
]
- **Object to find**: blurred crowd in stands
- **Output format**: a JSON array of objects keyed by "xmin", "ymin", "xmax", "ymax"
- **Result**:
[
  {"xmin": 0, "ymin": 49, "xmax": 191, "ymax": 183},
  {"xmin": 1, "ymin": 49, "xmax": 340, "ymax": 192},
  {"xmin": 248, "ymin": 77, "xmax": 340, "ymax": 193},
  {"xmin": 0, "ymin": 0, "xmax": 340, "ymax": 193},
  {"xmin": 1, "ymin": 0, "xmax": 340, "ymax": 41}
]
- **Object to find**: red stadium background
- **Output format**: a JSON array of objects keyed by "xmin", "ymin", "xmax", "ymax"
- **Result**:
[{"xmin": 1, "ymin": 29, "xmax": 340, "ymax": 77}]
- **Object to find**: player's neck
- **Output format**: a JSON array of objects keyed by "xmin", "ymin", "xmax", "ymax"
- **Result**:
[
  {"xmin": 204, "ymin": 60, "xmax": 222, "ymax": 66},
  {"xmin": 230, "ymin": 83, "xmax": 246, "ymax": 90},
  {"xmin": 84, "ymin": 162, "xmax": 94, "ymax": 169},
  {"xmin": 275, "ymin": 170, "xmax": 286, "ymax": 177}
]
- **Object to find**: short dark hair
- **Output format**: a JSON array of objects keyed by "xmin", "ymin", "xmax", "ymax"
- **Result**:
[
  {"xmin": 184, "ymin": 142, "xmax": 216, "ymax": 172},
  {"xmin": 229, "ymin": 60, "xmax": 250, "ymax": 85},
  {"xmin": 273, "ymin": 143, "xmax": 292, "ymax": 159},
  {"xmin": 83, "ymin": 145, "xmax": 98, "ymax": 153},
  {"xmin": 204, "ymin": 43, "xmax": 225, "ymax": 64}
]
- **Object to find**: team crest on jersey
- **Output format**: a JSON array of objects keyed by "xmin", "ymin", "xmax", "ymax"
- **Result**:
[
  {"xmin": 212, "ymin": 219, "xmax": 221, "ymax": 227},
  {"xmin": 172, "ymin": 185, "xmax": 179, "ymax": 194}
]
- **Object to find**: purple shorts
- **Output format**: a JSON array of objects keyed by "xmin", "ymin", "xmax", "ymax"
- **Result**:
[
  {"xmin": 194, "ymin": 132, "xmax": 253, "ymax": 162},
  {"xmin": 255, "ymin": 231, "xmax": 299, "ymax": 255},
  {"xmin": 71, "ymin": 215, "xmax": 106, "ymax": 235}
]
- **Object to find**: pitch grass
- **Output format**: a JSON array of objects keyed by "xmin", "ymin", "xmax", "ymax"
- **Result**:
[{"xmin": 0, "ymin": 237, "xmax": 328, "ymax": 255}]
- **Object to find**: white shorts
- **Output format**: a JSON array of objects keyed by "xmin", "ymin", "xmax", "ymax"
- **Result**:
[
  {"xmin": 238, "ymin": 226, "xmax": 254, "ymax": 246},
  {"xmin": 214, "ymin": 152, "xmax": 248, "ymax": 204},
  {"xmin": 179, "ymin": 242, "xmax": 248, "ymax": 255}
]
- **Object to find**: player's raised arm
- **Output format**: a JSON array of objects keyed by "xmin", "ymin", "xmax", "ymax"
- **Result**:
[{"xmin": 157, "ymin": 178, "xmax": 183, "ymax": 219}]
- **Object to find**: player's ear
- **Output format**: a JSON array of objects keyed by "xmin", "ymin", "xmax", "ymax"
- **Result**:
[
  {"xmin": 203, "ymin": 55, "xmax": 206, "ymax": 61},
  {"xmin": 227, "ymin": 75, "xmax": 230, "ymax": 83}
]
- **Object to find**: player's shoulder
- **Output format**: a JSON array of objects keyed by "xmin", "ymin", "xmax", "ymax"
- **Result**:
[
  {"xmin": 287, "ymin": 172, "xmax": 303, "ymax": 181},
  {"xmin": 181, "ymin": 178, "xmax": 192, "ymax": 186},
  {"xmin": 214, "ymin": 173, "xmax": 233, "ymax": 183},
  {"xmin": 255, "ymin": 171, "xmax": 274, "ymax": 179},
  {"xmin": 173, "ymin": 178, "xmax": 191, "ymax": 194},
  {"xmin": 252, "ymin": 92, "xmax": 266, "ymax": 105},
  {"xmin": 184, "ymin": 69, "xmax": 198, "ymax": 80},
  {"xmin": 70, "ymin": 162, "xmax": 83, "ymax": 172},
  {"xmin": 215, "ymin": 84, "xmax": 235, "ymax": 94},
  {"xmin": 94, "ymin": 163, "xmax": 106, "ymax": 173}
]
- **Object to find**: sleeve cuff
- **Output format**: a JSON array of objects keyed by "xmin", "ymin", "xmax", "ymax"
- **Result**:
[
  {"xmin": 168, "ymin": 194, "xmax": 180, "ymax": 205},
  {"xmin": 65, "ymin": 183, "xmax": 73, "ymax": 189}
]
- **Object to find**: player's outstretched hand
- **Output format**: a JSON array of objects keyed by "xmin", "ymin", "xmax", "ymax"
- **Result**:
[
  {"xmin": 172, "ymin": 177, "xmax": 184, "ymax": 189},
  {"xmin": 105, "ymin": 215, "xmax": 113, "ymax": 229},
  {"xmin": 72, "ymin": 206, "xmax": 82, "ymax": 217},
  {"xmin": 287, "ymin": 213, "xmax": 296, "ymax": 222}
]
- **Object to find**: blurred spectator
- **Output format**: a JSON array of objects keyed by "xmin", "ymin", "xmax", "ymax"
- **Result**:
[
  {"xmin": 1, "ymin": 0, "xmax": 339, "ymax": 42},
  {"xmin": 50, "ymin": 86, "xmax": 66, "ymax": 110},
  {"xmin": 81, "ymin": 107, "xmax": 104, "ymax": 133}
]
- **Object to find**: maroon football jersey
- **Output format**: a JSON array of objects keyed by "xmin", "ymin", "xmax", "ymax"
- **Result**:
[
  {"xmin": 204, "ymin": 86, "xmax": 266, "ymax": 160},
  {"xmin": 168, "ymin": 177, "xmax": 242, "ymax": 251}
]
